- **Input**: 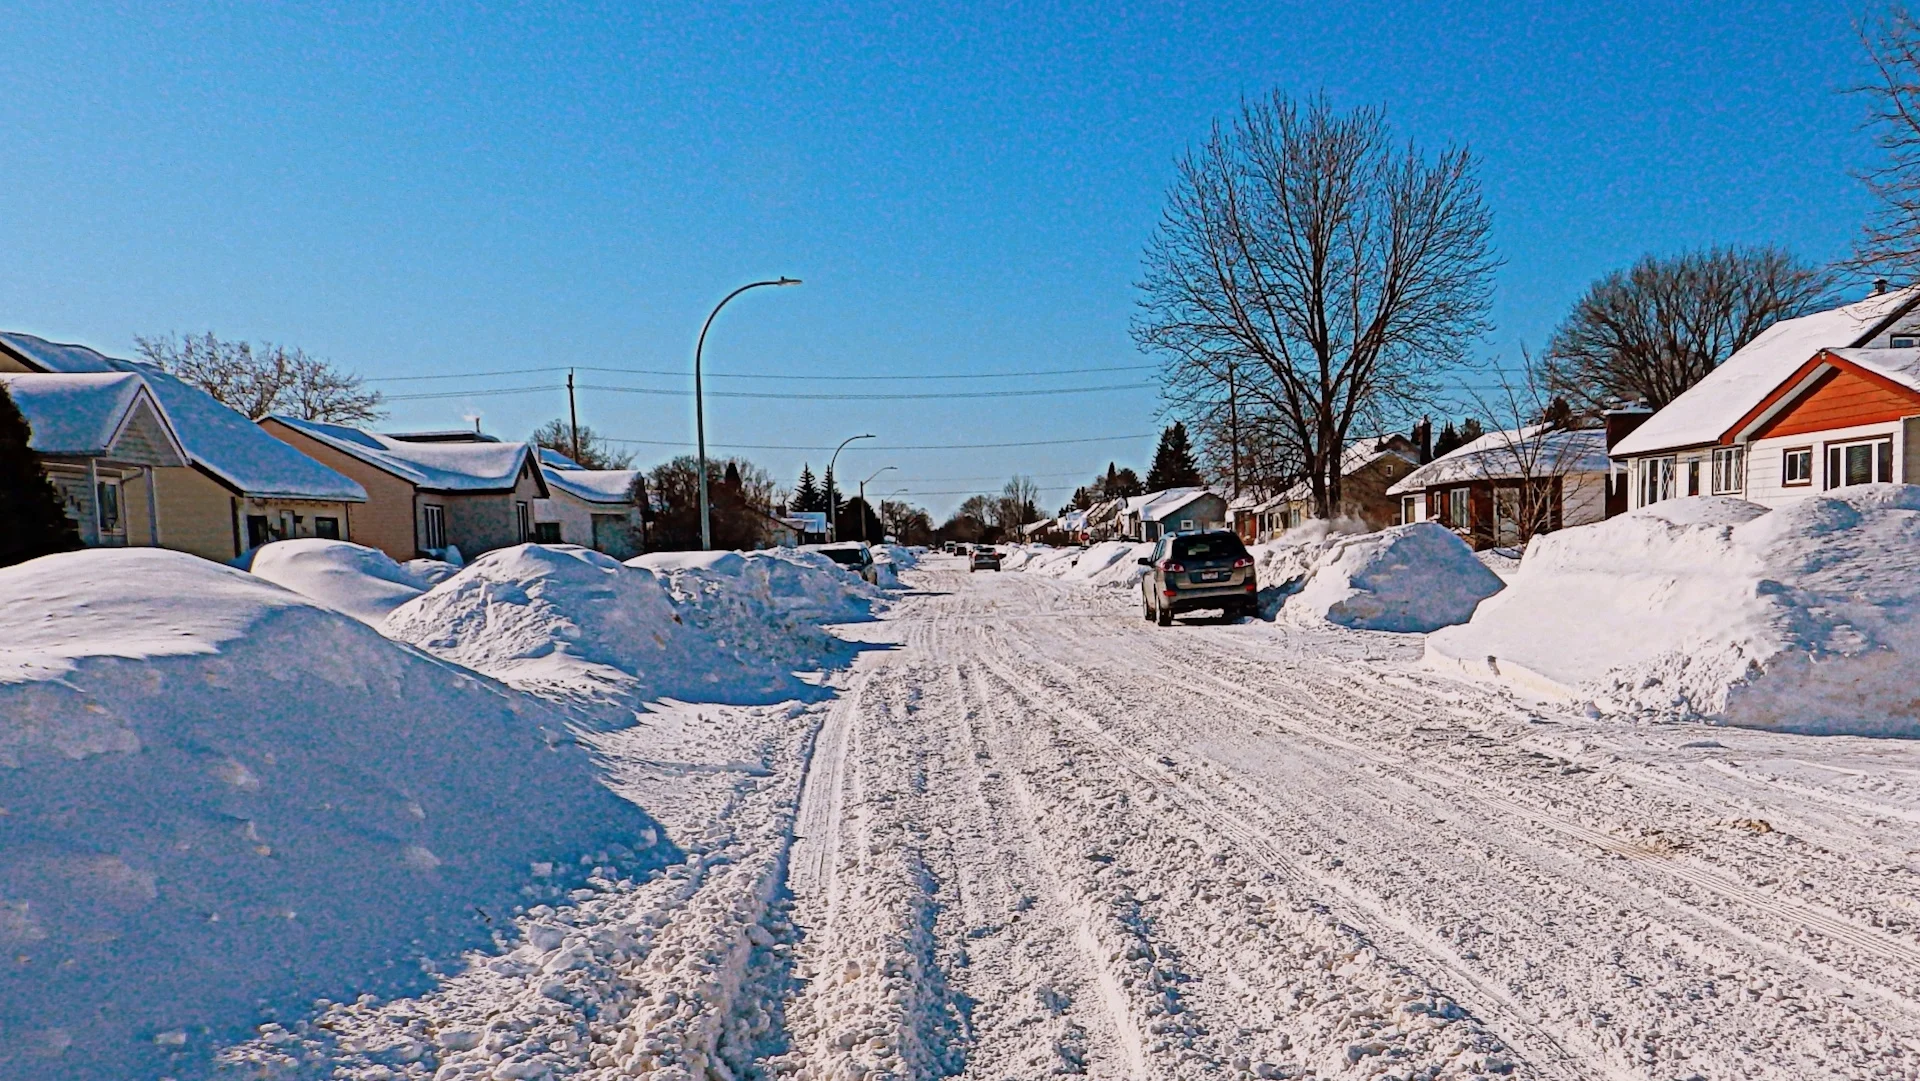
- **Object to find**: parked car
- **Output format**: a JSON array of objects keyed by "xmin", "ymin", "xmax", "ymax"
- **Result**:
[
  {"xmin": 970, "ymin": 547, "xmax": 1001, "ymax": 572},
  {"xmin": 1137, "ymin": 530, "xmax": 1256, "ymax": 625},
  {"xmin": 802, "ymin": 541, "xmax": 879, "ymax": 584}
]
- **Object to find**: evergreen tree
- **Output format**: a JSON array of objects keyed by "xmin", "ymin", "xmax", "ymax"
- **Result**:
[
  {"xmin": 1459, "ymin": 418, "xmax": 1485, "ymax": 444},
  {"xmin": 0, "ymin": 384, "xmax": 80, "ymax": 567},
  {"xmin": 1145, "ymin": 422, "xmax": 1202, "ymax": 491},
  {"xmin": 793, "ymin": 464, "xmax": 821, "ymax": 513},
  {"xmin": 1432, "ymin": 421, "xmax": 1463, "ymax": 457}
]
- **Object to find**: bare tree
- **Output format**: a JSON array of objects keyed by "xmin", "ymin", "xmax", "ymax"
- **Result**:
[
  {"xmin": 1457, "ymin": 358, "xmax": 1608, "ymax": 550},
  {"xmin": 996, "ymin": 475, "xmax": 1042, "ymax": 533},
  {"xmin": 135, "ymin": 332, "xmax": 384, "ymax": 423},
  {"xmin": 1855, "ymin": 8, "xmax": 1920, "ymax": 273},
  {"xmin": 1540, "ymin": 247, "xmax": 1831, "ymax": 412},
  {"xmin": 1136, "ymin": 93, "xmax": 1497, "ymax": 520},
  {"xmin": 529, "ymin": 419, "xmax": 636, "ymax": 470}
]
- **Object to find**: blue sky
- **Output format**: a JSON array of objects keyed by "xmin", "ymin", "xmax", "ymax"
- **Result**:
[{"xmin": 0, "ymin": 0, "xmax": 1882, "ymax": 515}]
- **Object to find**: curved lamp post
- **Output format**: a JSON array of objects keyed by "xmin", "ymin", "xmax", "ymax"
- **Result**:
[
  {"xmin": 696, "ymin": 277, "xmax": 801, "ymax": 550},
  {"xmin": 824, "ymin": 433, "xmax": 875, "ymax": 542}
]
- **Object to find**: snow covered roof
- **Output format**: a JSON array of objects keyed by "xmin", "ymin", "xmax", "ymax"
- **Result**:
[
  {"xmin": 539, "ymin": 465, "xmax": 639, "ymax": 505},
  {"xmin": 787, "ymin": 511, "xmax": 828, "ymax": 534},
  {"xmin": 539, "ymin": 447, "xmax": 585, "ymax": 469},
  {"xmin": 0, "ymin": 332, "xmax": 367, "ymax": 502},
  {"xmin": 1612, "ymin": 287, "xmax": 1920, "ymax": 457},
  {"xmin": 1270, "ymin": 438, "xmax": 1421, "ymax": 503},
  {"xmin": 1124, "ymin": 487, "xmax": 1218, "ymax": 522},
  {"xmin": 273, "ymin": 416, "xmax": 543, "ymax": 493},
  {"xmin": 1387, "ymin": 426, "xmax": 1610, "ymax": 494},
  {"xmin": 1825, "ymin": 346, "xmax": 1920, "ymax": 393},
  {"xmin": 0, "ymin": 371, "xmax": 187, "ymax": 463}
]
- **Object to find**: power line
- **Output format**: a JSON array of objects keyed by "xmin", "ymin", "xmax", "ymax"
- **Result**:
[
  {"xmin": 367, "ymin": 361, "xmax": 1159, "ymax": 384},
  {"xmin": 896, "ymin": 485, "xmax": 1078, "ymax": 496},
  {"xmin": 600, "ymin": 433, "xmax": 1157, "ymax": 451},
  {"xmin": 384, "ymin": 381, "xmax": 1153, "ymax": 403}
]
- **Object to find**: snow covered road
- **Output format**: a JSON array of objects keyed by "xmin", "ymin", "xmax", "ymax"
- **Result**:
[{"xmin": 779, "ymin": 557, "xmax": 1920, "ymax": 1080}]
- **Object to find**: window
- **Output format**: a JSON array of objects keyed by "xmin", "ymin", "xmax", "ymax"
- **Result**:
[
  {"xmin": 516, "ymin": 501, "xmax": 531, "ymax": 541},
  {"xmin": 1893, "ymin": 335, "xmax": 1918, "ymax": 349},
  {"xmin": 1177, "ymin": 518, "xmax": 1194, "ymax": 532},
  {"xmin": 314, "ymin": 517, "xmax": 341, "ymax": 540},
  {"xmin": 1686, "ymin": 460, "xmax": 1701, "ymax": 497},
  {"xmin": 1170, "ymin": 533, "xmax": 1249, "ymax": 561},
  {"xmin": 1710, "ymin": 447, "xmax": 1745, "ymax": 495},
  {"xmin": 1445, "ymin": 487, "xmax": 1469, "ymax": 530},
  {"xmin": 533, "ymin": 521, "xmax": 563, "ymax": 543},
  {"xmin": 1492, "ymin": 486, "xmax": 1521, "ymax": 546},
  {"xmin": 95, "ymin": 480, "xmax": 121, "ymax": 533},
  {"xmin": 1782, "ymin": 447, "xmax": 1813, "ymax": 486},
  {"xmin": 1401, "ymin": 495, "xmax": 1418, "ymax": 524},
  {"xmin": 246, "ymin": 514, "xmax": 272, "ymax": 549},
  {"xmin": 279, "ymin": 510, "xmax": 295, "ymax": 539},
  {"xmin": 422, "ymin": 504, "xmax": 447, "ymax": 550},
  {"xmin": 1637, "ymin": 456, "xmax": 1675, "ymax": 506},
  {"xmin": 1826, "ymin": 437, "xmax": 1895, "ymax": 489}
]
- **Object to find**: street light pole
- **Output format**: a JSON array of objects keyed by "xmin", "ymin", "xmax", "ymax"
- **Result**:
[
  {"xmin": 824, "ymin": 433, "xmax": 875, "ymax": 542},
  {"xmin": 696, "ymin": 276, "xmax": 801, "ymax": 550},
  {"xmin": 856, "ymin": 465, "xmax": 896, "ymax": 544}
]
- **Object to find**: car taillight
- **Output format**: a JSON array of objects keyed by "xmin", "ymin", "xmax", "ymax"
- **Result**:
[
  {"xmin": 1232, "ymin": 557, "xmax": 1253, "ymax": 568},
  {"xmin": 1161, "ymin": 561, "xmax": 1185, "ymax": 573}
]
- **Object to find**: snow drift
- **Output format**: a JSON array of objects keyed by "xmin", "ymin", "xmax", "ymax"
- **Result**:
[
  {"xmin": 387, "ymin": 546, "xmax": 877, "ymax": 720},
  {"xmin": 1427, "ymin": 488, "xmax": 1920, "ymax": 735},
  {"xmin": 245, "ymin": 538, "xmax": 427, "ymax": 624},
  {"xmin": 1257, "ymin": 522, "xmax": 1505, "ymax": 632},
  {"xmin": 0, "ymin": 549, "xmax": 658, "ymax": 1080}
]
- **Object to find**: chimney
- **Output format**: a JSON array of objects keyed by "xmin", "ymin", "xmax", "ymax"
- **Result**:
[
  {"xmin": 1414, "ymin": 416, "xmax": 1434, "ymax": 463},
  {"xmin": 1875, "ymin": 278, "xmax": 1890, "ymax": 296},
  {"xmin": 1604, "ymin": 402, "xmax": 1653, "ymax": 452}
]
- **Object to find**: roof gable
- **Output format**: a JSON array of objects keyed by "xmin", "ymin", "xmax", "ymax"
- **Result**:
[
  {"xmin": 0, "ymin": 332, "xmax": 367, "ymax": 502},
  {"xmin": 1727, "ymin": 349, "xmax": 1920, "ymax": 443},
  {"xmin": 0, "ymin": 372, "xmax": 189, "ymax": 466}
]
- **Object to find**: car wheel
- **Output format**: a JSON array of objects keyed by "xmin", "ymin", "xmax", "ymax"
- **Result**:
[{"xmin": 1155, "ymin": 598, "xmax": 1173, "ymax": 627}]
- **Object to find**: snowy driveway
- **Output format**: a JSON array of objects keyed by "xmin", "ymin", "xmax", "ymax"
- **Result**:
[{"xmin": 780, "ymin": 558, "xmax": 1920, "ymax": 1080}]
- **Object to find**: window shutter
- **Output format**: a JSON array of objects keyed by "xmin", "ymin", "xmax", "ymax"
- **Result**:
[{"xmin": 1905, "ymin": 416, "xmax": 1920, "ymax": 483}]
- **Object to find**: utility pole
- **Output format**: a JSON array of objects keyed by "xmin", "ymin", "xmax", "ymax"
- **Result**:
[
  {"xmin": 694, "ymin": 277, "xmax": 801, "ymax": 549},
  {"xmin": 567, "ymin": 369, "xmax": 581, "ymax": 464}
]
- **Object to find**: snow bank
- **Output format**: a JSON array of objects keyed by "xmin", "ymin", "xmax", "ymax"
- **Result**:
[
  {"xmin": 1258, "ymin": 522, "xmax": 1505, "ymax": 632},
  {"xmin": 1059, "ymin": 540, "xmax": 1155, "ymax": 587},
  {"xmin": 1428, "ymin": 489, "xmax": 1920, "ymax": 735},
  {"xmin": 246, "ymin": 538, "xmax": 427, "ymax": 624},
  {"xmin": 387, "ymin": 546, "xmax": 876, "ymax": 720},
  {"xmin": 0, "ymin": 549, "xmax": 657, "ymax": 1079}
]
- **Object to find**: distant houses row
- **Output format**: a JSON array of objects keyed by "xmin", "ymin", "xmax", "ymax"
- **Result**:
[
  {"xmin": 1030, "ymin": 286, "xmax": 1920, "ymax": 552},
  {"xmin": 1, "ymin": 332, "xmax": 648, "ymax": 564}
]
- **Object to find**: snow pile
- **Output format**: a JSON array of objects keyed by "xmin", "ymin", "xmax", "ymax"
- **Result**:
[
  {"xmin": 1257, "ymin": 522, "xmax": 1505, "ymax": 632},
  {"xmin": 0, "ymin": 549, "xmax": 657, "ymax": 1080},
  {"xmin": 384, "ymin": 545, "xmax": 699, "ymax": 718},
  {"xmin": 633, "ymin": 547, "xmax": 879, "ymax": 628},
  {"xmin": 1427, "ymin": 488, "xmax": 1920, "ymax": 734},
  {"xmin": 245, "ymin": 539, "xmax": 428, "ymax": 624},
  {"xmin": 403, "ymin": 556, "xmax": 463, "ymax": 586},
  {"xmin": 1058, "ymin": 540, "xmax": 1155, "ymax": 587}
]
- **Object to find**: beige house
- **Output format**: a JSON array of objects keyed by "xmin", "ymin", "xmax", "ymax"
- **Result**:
[
  {"xmin": 0, "ymin": 332, "xmax": 367, "ymax": 560},
  {"xmin": 1, "ymin": 371, "xmax": 190, "ymax": 547},
  {"xmin": 534, "ymin": 452, "xmax": 644, "ymax": 558},
  {"xmin": 263, "ymin": 419, "xmax": 549, "ymax": 561}
]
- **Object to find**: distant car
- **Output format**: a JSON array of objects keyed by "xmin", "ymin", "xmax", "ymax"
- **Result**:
[
  {"xmin": 943, "ymin": 542, "xmax": 958, "ymax": 555},
  {"xmin": 1138, "ymin": 530, "xmax": 1256, "ymax": 625},
  {"xmin": 802, "ymin": 541, "xmax": 879, "ymax": 584},
  {"xmin": 970, "ymin": 547, "xmax": 1001, "ymax": 572}
]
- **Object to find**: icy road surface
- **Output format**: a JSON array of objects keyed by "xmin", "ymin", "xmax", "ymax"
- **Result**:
[
  {"xmin": 230, "ymin": 555, "xmax": 1920, "ymax": 1081},
  {"xmin": 782, "ymin": 558, "xmax": 1920, "ymax": 1080}
]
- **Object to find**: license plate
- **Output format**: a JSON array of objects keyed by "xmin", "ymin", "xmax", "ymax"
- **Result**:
[{"xmin": 1198, "ymin": 570, "xmax": 1227, "ymax": 582}]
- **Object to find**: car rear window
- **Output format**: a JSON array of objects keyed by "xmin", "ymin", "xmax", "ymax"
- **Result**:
[
  {"xmin": 820, "ymin": 548, "xmax": 865, "ymax": 566},
  {"xmin": 1171, "ymin": 534, "xmax": 1248, "ymax": 561}
]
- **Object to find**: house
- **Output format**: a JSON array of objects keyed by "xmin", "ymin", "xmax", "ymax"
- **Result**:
[
  {"xmin": 1611, "ymin": 287, "xmax": 1920, "ymax": 509},
  {"xmin": 532, "ymin": 450, "xmax": 644, "ymax": 557},
  {"xmin": 786, "ymin": 511, "xmax": 829, "ymax": 544},
  {"xmin": 262, "ymin": 418, "xmax": 548, "ymax": 561},
  {"xmin": 0, "ymin": 372, "xmax": 190, "ymax": 547},
  {"xmin": 1117, "ymin": 487, "xmax": 1228, "ymax": 541},
  {"xmin": 0, "ymin": 333, "xmax": 368, "ymax": 560},
  {"xmin": 1387, "ymin": 425, "xmax": 1610, "ymax": 550}
]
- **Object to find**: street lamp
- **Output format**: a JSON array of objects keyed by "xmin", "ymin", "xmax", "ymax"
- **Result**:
[
  {"xmin": 696, "ymin": 276, "xmax": 801, "ymax": 550},
  {"xmin": 824, "ymin": 433, "xmax": 875, "ymax": 542},
  {"xmin": 856, "ymin": 466, "xmax": 897, "ymax": 543}
]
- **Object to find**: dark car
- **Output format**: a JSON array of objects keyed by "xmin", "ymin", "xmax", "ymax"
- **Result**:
[
  {"xmin": 970, "ymin": 547, "xmax": 1001, "ymax": 572},
  {"xmin": 1137, "ymin": 530, "xmax": 1256, "ymax": 624},
  {"xmin": 801, "ymin": 542, "xmax": 879, "ymax": 584}
]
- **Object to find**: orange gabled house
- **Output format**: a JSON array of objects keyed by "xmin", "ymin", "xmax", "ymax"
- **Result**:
[{"xmin": 1612, "ymin": 288, "xmax": 1920, "ymax": 509}]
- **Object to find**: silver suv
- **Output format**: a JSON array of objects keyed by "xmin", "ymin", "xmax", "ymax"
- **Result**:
[{"xmin": 1138, "ymin": 530, "xmax": 1257, "ymax": 625}]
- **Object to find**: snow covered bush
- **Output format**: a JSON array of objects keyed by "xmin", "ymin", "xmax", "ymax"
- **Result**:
[
  {"xmin": 1427, "ymin": 487, "xmax": 1920, "ymax": 735},
  {"xmin": 1256, "ymin": 521, "xmax": 1505, "ymax": 632},
  {"xmin": 0, "ymin": 549, "xmax": 658, "ymax": 1079}
]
